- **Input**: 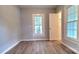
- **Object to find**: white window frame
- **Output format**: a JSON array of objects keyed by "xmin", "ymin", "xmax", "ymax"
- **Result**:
[
  {"xmin": 32, "ymin": 14, "xmax": 44, "ymax": 36},
  {"xmin": 66, "ymin": 5, "xmax": 78, "ymax": 39}
]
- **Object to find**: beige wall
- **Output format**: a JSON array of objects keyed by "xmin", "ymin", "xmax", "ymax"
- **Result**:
[
  {"xmin": 0, "ymin": 6, "xmax": 60, "ymax": 53},
  {"xmin": 0, "ymin": 6, "xmax": 20, "ymax": 53},
  {"xmin": 20, "ymin": 8, "xmax": 55, "ymax": 40},
  {"xmin": 57, "ymin": 5, "xmax": 79, "ymax": 53}
]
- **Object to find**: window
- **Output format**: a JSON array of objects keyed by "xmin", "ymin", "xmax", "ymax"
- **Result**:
[
  {"xmin": 33, "ymin": 15, "xmax": 43, "ymax": 34},
  {"xmin": 67, "ymin": 6, "xmax": 78, "ymax": 39}
]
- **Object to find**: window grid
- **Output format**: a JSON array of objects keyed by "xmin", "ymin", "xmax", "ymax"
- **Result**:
[
  {"xmin": 66, "ymin": 6, "xmax": 78, "ymax": 39},
  {"xmin": 34, "ymin": 16, "xmax": 42, "ymax": 34}
]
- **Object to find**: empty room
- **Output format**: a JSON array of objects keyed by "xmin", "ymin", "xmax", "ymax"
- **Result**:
[{"xmin": 0, "ymin": 5, "xmax": 79, "ymax": 54}]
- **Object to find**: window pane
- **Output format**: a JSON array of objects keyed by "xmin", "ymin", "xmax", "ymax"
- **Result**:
[
  {"xmin": 67, "ymin": 21, "xmax": 77, "ymax": 30},
  {"xmin": 67, "ymin": 30, "xmax": 77, "ymax": 39},
  {"xmin": 35, "ymin": 26, "xmax": 42, "ymax": 33},
  {"xmin": 67, "ymin": 21, "xmax": 77, "ymax": 39},
  {"xmin": 35, "ymin": 16, "xmax": 42, "ymax": 26},
  {"xmin": 67, "ymin": 30, "xmax": 71, "ymax": 37},
  {"xmin": 67, "ymin": 22, "xmax": 71, "ymax": 30},
  {"xmin": 71, "ymin": 21, "xmax": 77, "ymax": 30},
  {"xmin": 35, "ymin": 26, "xmax": 40, "ymax": 33},
  {"xmin": 67, "ymin": 6, "xmax": 78, "ymax": 39},
  {"xmin": 67, "ymin": 6, "xmax": 78, "ymax": 22},
  {"xmin": 34, "ymin": 15, "xmax": 42, "ymax": 34}
]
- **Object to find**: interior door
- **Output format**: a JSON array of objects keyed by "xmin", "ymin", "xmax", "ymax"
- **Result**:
[
  {"xmin": 49, "ymin": 13, "xmax": 59, "ymax": 40},
  {"xmin": 57, "ymin": 11, "xmax": 62, "ymax": 40}
]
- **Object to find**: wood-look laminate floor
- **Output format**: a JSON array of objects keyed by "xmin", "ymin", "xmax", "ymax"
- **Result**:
[{"xmin": 6, "ymin": 40, "xmax": 76, "ymax": 54}]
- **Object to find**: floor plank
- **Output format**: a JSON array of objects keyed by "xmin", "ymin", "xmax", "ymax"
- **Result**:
[{"xmin": 6, "ymin": 40, "xmax": 76, "ymax": 54}]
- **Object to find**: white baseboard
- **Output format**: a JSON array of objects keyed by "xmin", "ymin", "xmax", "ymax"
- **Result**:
[
  {"xmin": 61, "ymin": 41, "xmax": 79, "ymax": 54},
  {"xmin": 20, "ymin": 39, "xmax": 48, "ymax": 41},
  {"xmin": 1, "ymin": 39, "xmax": 62, "ymax": 54},
  {"xmin": 1, "ymin": 41, "xmax": 20, "ymax": 54},
  {"xmin": 1, "ymin": 39, "xmax": 48, "ymax": 54}
]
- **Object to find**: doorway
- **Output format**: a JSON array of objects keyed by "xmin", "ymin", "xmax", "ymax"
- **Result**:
[{"xmin": 49, "ymin": 11, "xmax": 62, "ymax": 40}]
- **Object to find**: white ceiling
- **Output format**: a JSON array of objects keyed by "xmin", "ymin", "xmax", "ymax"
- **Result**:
[{"xmin": 18, "ymin": 5, "xmax": 57, "ymax": 9}]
